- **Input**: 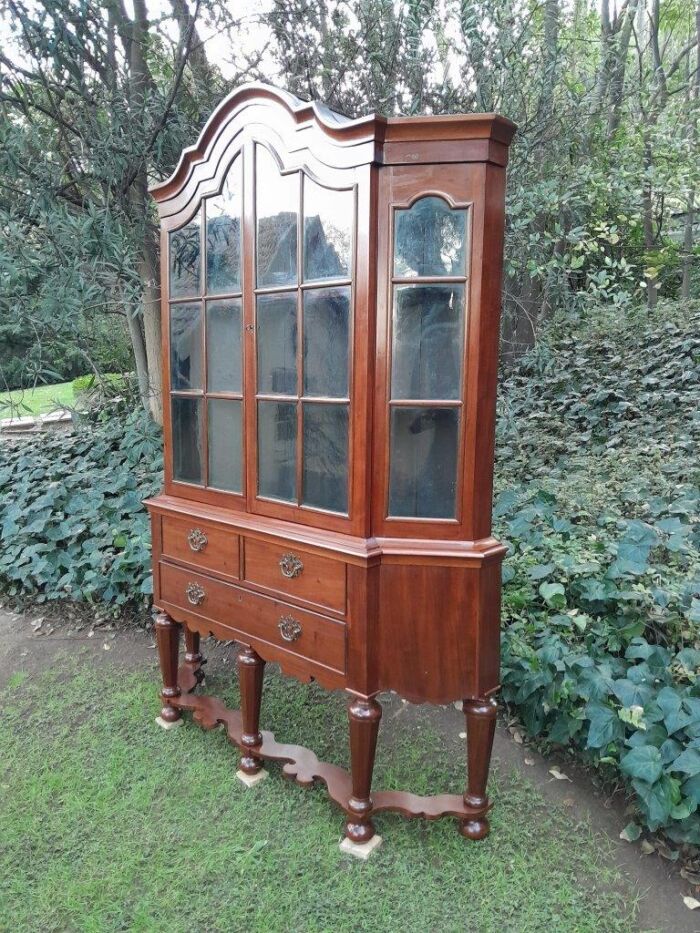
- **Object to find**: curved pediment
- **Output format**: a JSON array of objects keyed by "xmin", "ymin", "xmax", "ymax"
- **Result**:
[{"xmin": 150, "ymin": 83, "xmax": 379, "ymax": 222}]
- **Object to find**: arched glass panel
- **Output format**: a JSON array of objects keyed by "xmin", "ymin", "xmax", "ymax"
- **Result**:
[
  {"xmin": 206, "ymin": 158, "xmax": 242, "ymax": 294},
  {"xmin": 169, "ymin": 209, "xmax": 201, "ymax": 297},
  {"xmin": 394, "ymin": 196, "xmax": 467, "ymax": 278},
  {"xmin": 303, "ymin": 178, "xmax": 353, "ymax": 281},
  {"xmin": 256, "ymin": 145, "xmax": 298, "ymax": 287}
]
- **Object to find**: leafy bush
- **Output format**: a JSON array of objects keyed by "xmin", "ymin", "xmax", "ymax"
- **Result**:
[
  {"xmin": 497, "ymin": 300, "xmax": 700, "ymax": 843},
  {"xmin": 0, "ymin": 406, "xmax": 161, "ymax": 605}
]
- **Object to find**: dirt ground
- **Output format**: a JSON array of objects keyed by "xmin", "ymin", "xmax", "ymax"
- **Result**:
[{"xmin": 1, "ymin": 606, "xmax": 697, "ymax": 933}]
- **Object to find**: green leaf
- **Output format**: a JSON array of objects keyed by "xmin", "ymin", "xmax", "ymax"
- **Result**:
[
  {"xmin": 539, "ymin": 582, "xmax": 567, "ymax": 609},
  {"xmin": 620, "ymin": 746, "xmax": 663, "ymax": 783},
  {"xmin": 619, "ymin": 822, "xmax": 642, "ymax": 842},
  {"xmin": 529, "ymin": 563, "xmax": 554, "ymax": 580},
  {"xmin": 672, "ymin": 748, "xmax": 700, "ymax": 777},
  {"xmin": 586, "ymin": 703, "xmax": 623, "ymax": 749}
]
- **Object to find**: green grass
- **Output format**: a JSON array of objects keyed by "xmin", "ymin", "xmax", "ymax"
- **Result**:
[
  {"xmin": 0, "ymin": 380, "xmax": 74, "ymax": 417},
  {"xmin": 0, "ymin": 656, "xmax": 638, "ymax": 933}
]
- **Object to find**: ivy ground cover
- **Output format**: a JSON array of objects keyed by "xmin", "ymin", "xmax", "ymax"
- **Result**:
[{"xmin": 0, "ymin": 300, "xmax": 698, "ymax": 842}]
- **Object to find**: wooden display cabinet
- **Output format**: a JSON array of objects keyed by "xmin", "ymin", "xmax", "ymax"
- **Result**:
[{"xmin": 146, "ymin": 83, "xmax": 515, "ymax": 849}]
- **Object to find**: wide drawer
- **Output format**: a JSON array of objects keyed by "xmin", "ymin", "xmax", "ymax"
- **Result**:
[
  {"xmin": 159, "ymin": 562, "xmax": 346, "ymax": 673},
  {"xmin": 243, "ymin": 537, "xmax": 346, "ymax": 614},
  {"xmin": 160, "ymin": 514, "xmax": 240, "ymax": 579}
]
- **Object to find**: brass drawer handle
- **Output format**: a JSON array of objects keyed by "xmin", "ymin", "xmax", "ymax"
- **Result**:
[
  {"xmin": 186, "ymin": 582, "xmax": 206, "ymax": 606},
  {"xmin": 278, "ymin": 615, "xmax": 302, "ymax": 642},
  {"xmin": 187, "ymin": 528, "xmax": 208, "ymax": 552},
  {"xmin": 279, "ymin": 552, "xmax": 303, "ymax": 579}
]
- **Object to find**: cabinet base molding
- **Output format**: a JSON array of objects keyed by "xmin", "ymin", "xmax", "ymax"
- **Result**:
[{"xmin": 167, "ymin": 654, "xmax": 492, "ymax": 839}]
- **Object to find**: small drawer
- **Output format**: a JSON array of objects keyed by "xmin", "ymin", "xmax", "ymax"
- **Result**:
[
  {"xmin": 159, "ymin": 562, "xmax": 346, "ymax": 673},
  {"xmin": 160, "ymin": 515, "xmax": 239, "ymax": 579},
  {"xmin": 243, "ymin": 538, "xmax": 346, "ymax": 614}
]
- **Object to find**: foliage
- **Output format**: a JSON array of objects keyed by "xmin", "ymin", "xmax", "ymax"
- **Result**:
[
  {"xmin": 0, "ymin": 405, "xmax": 161, "ymax": 605},
  {"xmin": 497, "ymin": 300, "xmax": 700, "ymax": 842}
]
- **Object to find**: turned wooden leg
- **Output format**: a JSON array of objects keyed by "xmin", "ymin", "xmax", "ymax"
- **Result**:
[
  {"xmin": 460, "ymin": 696, "xmax": 497, "ymax": 839},
  {"xmin": 155, "ymin": 612, "xmax": 182, "ymax": 723},
  {"xmin": 238, "ymin": 645, "xmax": 265, "ymax": 774},
  {"xmin": 345, "ymin": 695, "xmax": 382, "ymax": 843},
  {"xmin": 184, "ymin": 627, "xmax": 205, "ymax": 684}
]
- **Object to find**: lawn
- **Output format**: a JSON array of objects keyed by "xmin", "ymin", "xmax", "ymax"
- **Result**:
[
  {"xmin": 0, "ymin": 380, "xmax": 74, "ymax": 417},
  {"xmin": 0, "ymin": 648, "xmax": 638, "ymax": 933}
]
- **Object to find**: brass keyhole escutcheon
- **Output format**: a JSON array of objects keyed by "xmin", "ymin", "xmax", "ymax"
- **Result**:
[
  {"xmin": 186, "ymin": 582, "xmax": 206, "ymax": 606},
  {"xmin": 279, "ymin": 553, "xmax": 303, "ymax": 579},
  {"xmin": 187, "ymin": 528, "xmax": 208, "ymax": 552},
  {"xmin": 278, "ymin": 615, "xmax": 302, "ymax": 642}
]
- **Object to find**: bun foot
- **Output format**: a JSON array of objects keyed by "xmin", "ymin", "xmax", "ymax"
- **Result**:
[
  {"xmin": 344, "ymin": 820, "xmax": 376, "ymax": 844},
  {"xmin": 459, "ymin": 816, "xmax": 490, "ymax": 840}
]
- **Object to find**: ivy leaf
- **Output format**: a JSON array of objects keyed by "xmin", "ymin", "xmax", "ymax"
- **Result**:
[
  {"xmin": 529, "ymin": 563, "xmax": 554, "ymax": 580},
  {"xmin": 586, "ymin": 703, "xmax": 623, "ymax": 749},
  {"xmin": 621, "ymin": 746, "xmax": 663, "ymax": 783},
  {"xmin": 672, "ymin": 748, "xmax": 700, "ymax": 777},
  {"xmin": 539, "ymin": 581, "xmax": 567, "ymax": 609}
]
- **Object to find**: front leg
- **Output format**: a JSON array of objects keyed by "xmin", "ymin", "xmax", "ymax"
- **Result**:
[
  {"xmin": 238, "ymin": 645, "xmax": 265, "ymax": 775},
  {"xmin": 345, "ymin": 695, "xmax": 382, "ymax": 844},
  {"xmin": 460, "ymin": 696, "xmax": 497, "ymax": 839},
  {"xmin": 155, "ymin": 612, "xmax": 182, "ymax": 726}
]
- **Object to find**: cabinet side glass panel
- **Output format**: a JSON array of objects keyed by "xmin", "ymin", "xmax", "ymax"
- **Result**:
[
  {"xmin": 256, "ymin": 145, "xmax": 298, "ymax": 288},
  {"xmin": 387, "ymin": 197, "xmax": 468, "ymax": 520},
  {"xmin": 206, "ymin": 157, "xmax": 242, "ymax": 295},
  {"xmin": 172, "ymin": 396, "xmax": 204, "ymax": 484},
  {"xmin": 388, "ymin": 407, "xmax": 458, "ymax": 518},
  {"xmin": 394, "ymin": 197, "xmax": 467, "ymax": 278},
  {"xmin": 169, "ymin": 210, "xmax": 201, "ymax": 297}
]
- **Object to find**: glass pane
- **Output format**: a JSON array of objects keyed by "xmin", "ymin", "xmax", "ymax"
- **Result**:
[
  {"xmin": 388, "ymin": 407, "xmax": 459, "ymax": 518},
  {"xmin": 302, "ymin": 403, "xmax": 348, "ymax": 513},
  {"xmin": 394, "ymin": 197, "xmax": 467, "ymax": 278},
  {"xmin": 169, "ymin": 212, "xmax": 201, "ymax": 298},
  {"xmin": 303, "ymin": 178, "xmax": 353, "ymax": 281},
  {"xmin": 206, "ymin": 158, "xmax": 242, "ymax": 294},
  {"xmin": 391, "ymin": 284, "xmax": 464, "ymax": 400},
  {"xmin": 303, "ymin": 286, "xmax": 350, "ymax": 398},
  {"xmin": 256, "ymin": 145, "xmax": 298, "ymax": 287},
  {"xmin": 172, "ymin": 396, "xmax": 203, "ymax": 485},
  {"xmin": 208, "ymin": 399, "xmax": 242, "ymax": 493},
  {"xmin": 207, "ymin": 299, "xmax": 242, "ymax": 393},
  {"xmin": 256, "ymin": 292, "xmax": 297, "ymax": 395},
  {"xmin": 170, "ymin": 302, "xmax": 202, "ymax": 391},
  {"xmin": 257, "ymin": 401, "xmax": 297, "ymax": 502}
]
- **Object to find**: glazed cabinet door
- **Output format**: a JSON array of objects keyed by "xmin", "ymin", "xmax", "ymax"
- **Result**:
[{"xmin": 164, "ymin": 137, "xmax": 368, "ymax": 534}]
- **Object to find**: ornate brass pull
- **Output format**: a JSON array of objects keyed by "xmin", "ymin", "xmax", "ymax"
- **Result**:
[
  {"xmin": 186, "ymin": 582, "xmax": 206, "ymax": 606},
  {"xmin": 187, "ymin": 528, "xmax": 208, "ymax": 552},
  {"xmin": 278, "ymin": 615, "xmax": 302, "ymax": 642},
  {"xmin": 279, "ymin": 552, "xmax": 303, "ymax": 579}
]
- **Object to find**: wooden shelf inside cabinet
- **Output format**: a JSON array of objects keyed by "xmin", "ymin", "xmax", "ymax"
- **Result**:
[{"xmin": 147, "ymin": 82, "xmax": 515, "ymax": 848}]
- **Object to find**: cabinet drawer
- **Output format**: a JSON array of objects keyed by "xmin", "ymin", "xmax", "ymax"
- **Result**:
[
  {"xmin": 159, "ymin": 562, "xmax": 346, "ymax": 673},
  {"xmin": 243, "ymin": 538, "xmax": 346, "ymax": 614},
  {"xmin": 160, "ymin": 515, "xmax": 239, "ymax": 579}
]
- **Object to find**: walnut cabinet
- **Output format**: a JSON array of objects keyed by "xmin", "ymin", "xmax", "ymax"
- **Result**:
[{"xmin": 146, "ymin": 83, "xmax": 515, "ymax": 846}]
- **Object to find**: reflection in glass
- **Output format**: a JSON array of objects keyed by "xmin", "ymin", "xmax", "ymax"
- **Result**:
[
  {"xmin": 303, "ymin": 287, "xmax": 350, "ymax": 398},
  {"xmin": 256, "ymin": 145, "xmax": 298, "ymax": 287},
  {"xmin": 302, "ymin": 403, "xmax": 348, "ymax": 513},
  {"xmin": 169, "ymin": 212, "xmax": 201, "ymax": 297},
  {"xmin": 208, "ymin": 399, "xmax": 242, "ymax": 492},
  {"xmin": 388, "ymin": 407, "xmax": 458, "ymax": 518},
  {"xmin": 394, "ymin": 197, "xmax": 467, "ymax": 278},
  {"xmin": 258, "ymin": 401, "xmax": 297, "ymax": 502},
  {"xmin": 256, "ymin": 292, "xmax": 297, "ymax": 395},
  {"xmin": 304, "ymin": 179, "xmax": 353, "ymax": 281},
  {"xmin": 207, "ymin": 299, "xmax": 242, "ymax": 393},
  {"xmin": 172, "ymin": 396, "xmax": 203, "ymax": 484},
  {"xmin": 391, "ymin": 284, "xmax": 464, "ymax": 400},
  {"xmin": 170, "ymin": 302, "xmax": 202, "ymax": 390},
  {"xmin": 206, "ymin": 158, "xmax": 241, "ymax": 294}
]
